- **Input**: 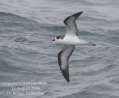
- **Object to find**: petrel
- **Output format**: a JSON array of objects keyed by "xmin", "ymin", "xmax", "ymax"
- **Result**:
[{"xmin": 52, "ymin": 11, "xmax": 96, "ymax": 82}]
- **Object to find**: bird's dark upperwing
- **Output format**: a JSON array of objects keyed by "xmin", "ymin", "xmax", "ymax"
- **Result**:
[
  {"xmin": 58, "ymin": 45, "xmax": 75, "ymax": 82},
  {"xmin": 64, "ymin": 11, "xmax": 83, "ymax": 36}
]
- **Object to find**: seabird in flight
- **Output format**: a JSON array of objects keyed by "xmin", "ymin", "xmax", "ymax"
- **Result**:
[{"xmin": 52, "ymin": 11, "xmax": 96, "ymax": 82}]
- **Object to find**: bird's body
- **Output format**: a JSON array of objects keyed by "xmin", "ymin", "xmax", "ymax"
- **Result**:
[
  {"xmin": 55, "ymin": 34, "xmax": 88, "ymax": 45},
  {"xmin": 52, "ymin": 11, "xmax": 96, "ymax": 82}
]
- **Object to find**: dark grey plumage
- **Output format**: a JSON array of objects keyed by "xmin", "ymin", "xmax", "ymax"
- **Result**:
[
  {"xmin": 58, "ymin": 45, "xmax": 75, "ymax": 82},
  {"xmin": 64, "ymin": 11, "xmax": 83, "ymax": 25},
  {"xmin": 64, "ymin": 11, "xmax": 83, "ymax": 36}
]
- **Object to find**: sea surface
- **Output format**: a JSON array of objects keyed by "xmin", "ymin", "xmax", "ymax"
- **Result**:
[{"xmin": 0, "ymin": 0, "xmax": 119, "ymax": 98}]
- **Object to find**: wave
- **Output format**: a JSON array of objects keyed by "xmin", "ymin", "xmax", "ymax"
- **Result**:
[
  {"xmin": 60, "ymin": 91, "xmax": 119, "ymax": 98},
  {"xmin": 0, "ymin": 12, "xmax": 41, "ymax": 32}
]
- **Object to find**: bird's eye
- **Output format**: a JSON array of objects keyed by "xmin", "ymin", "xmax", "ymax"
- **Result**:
[{"xmin": 56, "ymin": 36, "xmax": 60, "ymax": 39}]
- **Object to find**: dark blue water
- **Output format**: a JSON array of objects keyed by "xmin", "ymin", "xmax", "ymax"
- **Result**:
[{"xmin": 0, "ymin": 0, "xmax": 119, "ymax": 98}]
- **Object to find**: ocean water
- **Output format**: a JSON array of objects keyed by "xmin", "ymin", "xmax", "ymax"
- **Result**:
[{"xmin": 0, "ymin": 0, "xmax": 119, "ymax": 98}]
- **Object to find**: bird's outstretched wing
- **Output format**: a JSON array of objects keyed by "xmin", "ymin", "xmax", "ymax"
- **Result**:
[
  {"xmin": 64, "ymin": 11, "xmax": 83, "ymax": 36},
  {"xmin": 58, "ymin": 45, "xmax": 75, "ymax": 82}
]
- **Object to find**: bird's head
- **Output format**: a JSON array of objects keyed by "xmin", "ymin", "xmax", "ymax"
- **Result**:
[{"xmin": 52, "ymin": 35, "xmax": 62, "ymax": 42}]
